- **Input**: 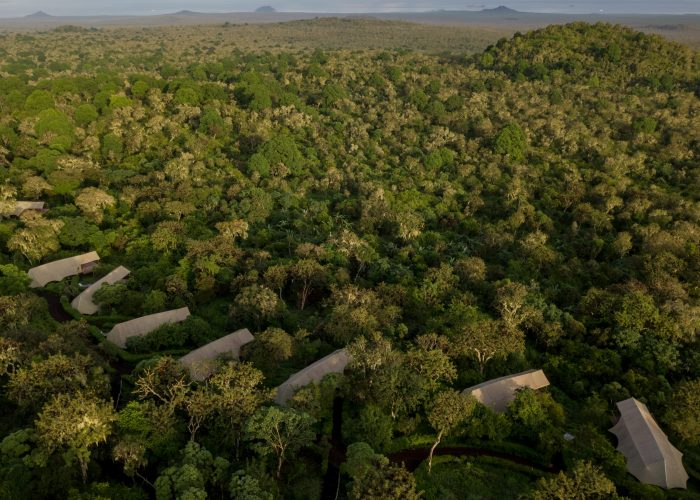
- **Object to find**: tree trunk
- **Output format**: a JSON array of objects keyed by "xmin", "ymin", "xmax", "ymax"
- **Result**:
[
  {"xmin": 428, "ymin": 431, "xmax": 442, "ymax": 474},
  {"xmin": 300, "ymin": 282, "xmax": 309, "ymax": 310},
  {"xmin": 276, "ymin": 453, "xmax": 284, "ymax": 478}
]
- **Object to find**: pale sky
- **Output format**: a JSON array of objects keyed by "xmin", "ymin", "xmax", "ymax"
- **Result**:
[{"xmin": 0, "ymin": 0, "xmax": 698, "ymax": 17}]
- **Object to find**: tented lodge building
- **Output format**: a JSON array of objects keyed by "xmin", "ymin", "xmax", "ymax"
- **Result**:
[
  {"xmin": 609, "ymin": 397, "xmax": 688, "ymax": 490},
  {"xmin": 71, "ymin": 265, "xmax": 130, "ymax": 315},
  {"xmin": 106, "ymin": 307, "xmax": 191, "ymax": 348},
  {"xmin": 11, "ymin": 201, "xmax": 45, "ymax": 217},
  {"xmin": 179, "ymin": 328, "xmax": 254, "ymax": 381},
  {"xmin": 463, "ymin": 369, "xmax": 550, "ymax": 413},
  {"xmin": 28, "ymin": 251, "xmax": 100, "ymax": 288},
  {"xmin": 275, "ymin": 349, "xmax": 350, "ymax": 405}
]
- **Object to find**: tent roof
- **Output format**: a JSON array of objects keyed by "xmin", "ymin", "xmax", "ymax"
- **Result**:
[
  {"xmin": 180, "ymin": 328, "xmax": 254, "ymax": 381},
  {"xmin": 12, "ymin": 201, "xmax": 45, "ymax": 216},
  {"xmin": 275, "ymin": 349, "xmax": 350, "ymax": 405},
  {"xmin": 28, "ymin": 251, "xmax": 100, "ymax": 288},
  {"xmin": 463, "ymin": 368, "xmax": 550, "ymax": 413},
  {"xmin": 71, "ymin": 266, "xmax": 130, "ymax": 315},
  {"xmin": 609, "ymin": 398, "xmax": 688, "ymax": 489},
  {"xmin": 106, "ymin": 307, "xmax": 191, "ymax": 348}
]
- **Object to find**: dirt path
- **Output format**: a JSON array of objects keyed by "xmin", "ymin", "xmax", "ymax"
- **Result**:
[
  {"xmin": 35, "ymin": 290, "xmax": 73, "ymax": 322},
  {"xmin": 321, "ymin": 395, "xmax": 346, "ymax": 500}
]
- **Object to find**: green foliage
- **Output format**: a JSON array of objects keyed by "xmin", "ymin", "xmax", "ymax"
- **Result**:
[
  {"xmin": 101, "ymin": 133, "xmax": 123, "ymax": 162},
  {"xmin": 58, "ymin": 217, "xmax": 101, "ymax": 247},
  {"xmin": 415, "ymin": 455, "xmax": 540, "ymax": 500},
  {"xmin": 244, "ymin": 406, "xmax": 315, "ymax": 478},
  {"xmin": 247, "ymin": 153, "xmax": 270, "ymax": 178},
  {"xmin": 229, "ymin": 469, "xmax": 273, "ymax": 500},
  {"xmin": 109, "ymin": 94, "xmax": 133, "ymax": 110},
  {"xmin": 493, "ymin": 123, "xmax": 527, "ymax": 160},
  {"xmin": 1, "ymin": 20, "xmax": 700, "ymax": 499},
  {"xmin": 154, "ymin": 442, "xmax": 229, "ymax": 500},
  {"xmin": 533, "ymin": 461, "xmax": 619, "ymax": 499},
  {"xmin": 198, "ymin": 106, "xmax": 226, "ymax": 137},
  {"xmin": 347, "ymin": 444, "xmax": 421, "ymax": 500},
  {"xmin": 257, "ymin": 134, "xmax": 305, "ymax": 174},
  {"xmin": 664, "ymin": 379, "xmax": 700, "ymax": 446},
  {"xmin": 35, "ymin": 392, "xmax": 116, "ymax": 481},
  {"xmin": 126, "ymin": 317, "xmax": 216, "ymax": 353},
  {"xmin": 24, "ymin": 90, "xmax": 54, "ymax": 113},
  {"xmin": 0, "ymin": 264, "xmax": 30, "ymax": 295},
  {"xmin": 174, "ymin": 87, "xmax": 200, "ymax": 106},
  {"xmin": 34, "ymin": 109, "xmax": 74, "ymax": 150},
  {"xmin": 74, "ymin": 104, "xmax": 98, "ymax": 127},
  {"xmin": 346, "ymin": 404, "xmax": 394, "ymax": 453}
]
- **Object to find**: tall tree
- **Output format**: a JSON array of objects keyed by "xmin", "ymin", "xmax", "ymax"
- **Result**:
[
  {"xmin": 35, "ymin": 393, "xmax": 115, "ymax": 481},
  {"xmin": 244, "ymin": 406, "xmax": 315, "ymax": 478},
  {"xmin": 426, "ymin": 390, "xmax": 475, "ymax": 473},
  {"xmin": 452, "ymin": 319, "xmax": 525, "ymax": 374}
]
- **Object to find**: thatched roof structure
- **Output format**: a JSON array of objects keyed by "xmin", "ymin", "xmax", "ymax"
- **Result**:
[
  {"xmin": 12, "ymin": 201, "xmax": 45, "ymax": 216},
  {"xmin": 28, "ymin": 251, "xmax": 100, "ymax": 288},
  {"xmin": 275, "ymin": 349, "xmax": 350, "ymax": 405},
  {"xmin": 463, "ymin": 369, "xmax": 550, "ymax": 413},
  {"xmin": 610, "ymin": 398, "xmax": 688, "ymax": 489},
  {"xmin": 71, "ymin": 265, "xmax": 130, "ymax": 315},
  {"xmin": 106, "ymin": 307, "xmax": 191, "ymax": 348},
  {"xmin": 180, "ymin": 328, "xmax": 254, "ymax": 381}
]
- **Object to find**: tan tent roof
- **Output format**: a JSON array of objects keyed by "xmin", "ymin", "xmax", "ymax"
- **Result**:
[
  {"xmin": 179, "ymin": 328, "xmax": 254, "ymax": 381},
  {"xmin": 12, "ymin": 201, "xmax": 45, "ymax": 217},
  {"xmin": 71, "ymin": 266, "xmax": 130, "ymax": 315},
  {"xmin": 275, "ymin": 349, "xmax": 350, "ymax": 405},
  {"xmin": 28, "ymin": 251, "xmax": 100, "ymax": 288},
  {"xmin": 463, "ymin": 369, "xmax": 550, "ymax": 413},
  {"xmin": 609, "ymin": 398, "xmax": 688, "ymax": 490},
  {"xmin": 106, "ymin": 307, "xmax": 191, "ymax": 348}
]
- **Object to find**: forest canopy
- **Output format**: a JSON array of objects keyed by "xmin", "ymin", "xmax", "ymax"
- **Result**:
[{"xmin": 1, "ymin": 20, "xmax": 699, "ymax": 499}]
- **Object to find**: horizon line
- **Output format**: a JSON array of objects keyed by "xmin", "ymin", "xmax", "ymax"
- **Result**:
[{"xmin": 3, "ymin": 8, "xmax": 700, "ymax": 19}]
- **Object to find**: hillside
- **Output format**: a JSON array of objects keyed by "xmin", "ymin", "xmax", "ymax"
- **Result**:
[
  {"xmin": 0, "ymin": 21, "xmax": 699, "ymax": 499},
  {"xmin": 482, "ymin": 22, "xmax": 700, "ymax": 87}
]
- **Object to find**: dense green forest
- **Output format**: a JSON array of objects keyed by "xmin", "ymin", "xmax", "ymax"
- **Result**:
[{"xmin": 1, "ymin": 20, "xmax": 700, "ymax": 499}]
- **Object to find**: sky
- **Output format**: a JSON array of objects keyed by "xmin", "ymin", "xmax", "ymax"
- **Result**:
[{"xmin": 0, "ymin": 0, "xmax": 698, "ymax": 17}]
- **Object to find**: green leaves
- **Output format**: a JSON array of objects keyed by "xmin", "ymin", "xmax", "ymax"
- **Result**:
[
  {"xmin": 35, "ymin": 392, "xmax": 115, "ymax": 481},
  {"xmin": 493, "ymin": 123, "xmax": 527, "ymax": 161},
  {"xmin": 35, "ymin": 109, "xmax": 74, "ymax": 151},
  {"xmin": 244, "ymin": 406, "xmax": 315, "ymax": 478},
  {"xmin": 0, "ymin": 264, "xmax": 30, "ymax": 295}
]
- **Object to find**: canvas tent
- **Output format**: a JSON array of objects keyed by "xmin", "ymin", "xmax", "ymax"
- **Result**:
[
  {"xmin": 609, "ymin": 397, "xmax": 688, "ymax": 489},
  {"xmin": 180, "ymin": 328, "xmax": 254, "ymax": 381},
  {"xmin": 463, "ymin": 368, "xmax": 550, "ymax": 413},
  {"xmin": 71, "ymin": 265, "xmax": 130, "ymax": 315},
  {"xmin": 275, "ymin": 349, "xmax": 350, "ymax": 405},
  {"xmin": 106, "ymin": 307, "xmax": 191, "ymax": 348},
  {"xmin": 12, "ymin": 201, "xmax": 45, "ymax": 217},
  {"xmin": 28, "ymin": 251, "xmax": 100, "ymax": 288}
]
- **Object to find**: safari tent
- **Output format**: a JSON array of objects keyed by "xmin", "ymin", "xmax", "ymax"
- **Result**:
[
  {"xmin": 609, "ymin": 397, "xmax": 688, "ymax": 489},
  {"xmin": 179, "ymin": 328, "xmax": 254, "ymax": 381},
  {"xmin": 106, "ymin": 307, "xmax": 191, "ymax": 348},
  {"xmin": 463, "ymin": 368, "xmax": 550, "ymax": 413},
  {"xmin": 28, "ymin": 251, "xmax": 100, "ymax": 288},
  {"xmin": 71, "ymin": 265, "xmax": 130, "ymax": 315},
  {"xmin": 12, "ymin": 201, "xmax": 45, "ymax": 216},
  {"xmin": 275, "ymin": 349, "xmax": 350, "ymax": 405}
]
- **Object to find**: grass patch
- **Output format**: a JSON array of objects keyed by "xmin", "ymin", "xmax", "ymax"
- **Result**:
[{"xmin": 414, "ymin": 455, "xmax": 543, "ymax": 500}]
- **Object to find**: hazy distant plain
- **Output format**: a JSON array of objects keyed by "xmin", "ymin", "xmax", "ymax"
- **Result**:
[{"xmin": 1, "ymin": 0, "xmax": 699, "ymax": 17}]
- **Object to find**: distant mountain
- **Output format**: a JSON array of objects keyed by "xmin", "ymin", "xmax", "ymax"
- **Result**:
[
  {"xmin": 173, "ymin": 10, "xmax": 202, "ymax": 16},
  {"xmin": 481, "ymin": 6, "xmax": 519, "ymax": 14},
  {"xmin": 25, "ymin": 11, "xmax": 53, "ymax": 19},
  {"xmin": 255, "ymin": 6, "xmax": 277, "ymax": 13}
]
